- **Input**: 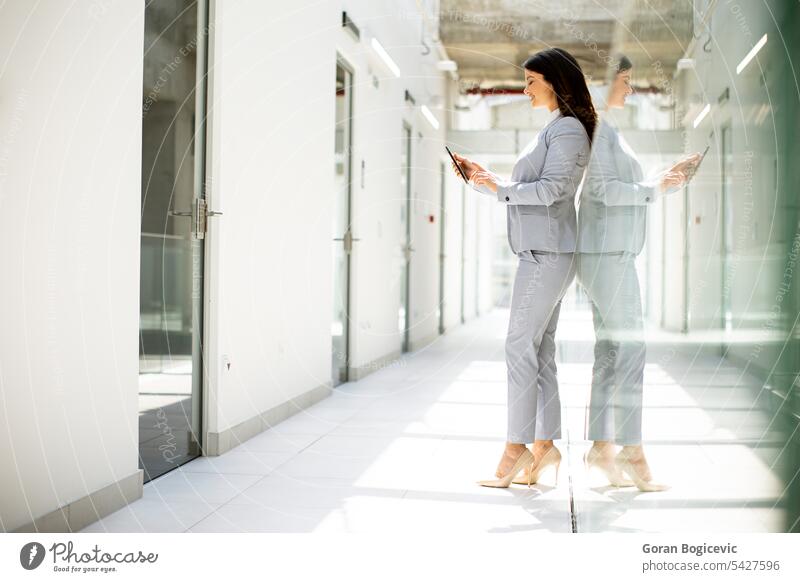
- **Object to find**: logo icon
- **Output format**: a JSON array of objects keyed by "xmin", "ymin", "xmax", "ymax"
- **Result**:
[{"xmin": 20, "ymin": 542, "xmax": 46, "ymax": 570}]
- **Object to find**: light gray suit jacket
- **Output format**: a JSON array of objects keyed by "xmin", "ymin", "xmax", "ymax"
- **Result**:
[
  {"xmin": 576, "ymin": 118, "xmax": 664, "ymax": 254},
  {"xmin": 473, "ymin": 112, "xmax": 591, "ymax": 254}
]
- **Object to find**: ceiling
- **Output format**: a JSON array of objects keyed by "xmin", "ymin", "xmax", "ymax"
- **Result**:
[{"xmin": 438, "ymin": 0, "xmax": 695, "ymax": 90}]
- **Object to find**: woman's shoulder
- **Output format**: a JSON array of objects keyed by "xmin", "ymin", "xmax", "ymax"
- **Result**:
[
  {"xmin": 552, "ymin": 115, "xmax": 583, "ymax": 128},
  {"xmin": 551, "ymin": 115, "xmax": 585, "ymax": 133},
  {"xmin": 546, "ymin": 115, "xmax": 589, "ymax": 143}
]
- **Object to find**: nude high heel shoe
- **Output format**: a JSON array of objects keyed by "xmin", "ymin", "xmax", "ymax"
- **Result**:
[
  {"xmin": 478, "ymin": 448, "xmax": 536, "ymax": 488},
  {"xmin": 511, "ymin": 446, "xmax": 561, "ymax": 485},
  {"xmin": 614, "ymin": 449, "xmax": 670, "ymax": 492},
  {"xmin": 584, "ymin": 447, "xmax": 634, "ymax": 487}
]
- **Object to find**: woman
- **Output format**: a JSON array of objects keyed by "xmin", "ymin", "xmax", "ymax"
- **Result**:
[
  {"xmin": 577, "ymin": 56, "xmax": 699, "ymax": 491},
  {"xmin": 452, "ymin": 47, "xmax": 596, "ymax": 487}
]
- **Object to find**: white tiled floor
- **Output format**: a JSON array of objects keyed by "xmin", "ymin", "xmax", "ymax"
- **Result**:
[{"xmin": 81, "ymin": 308, "xmax": 788, "ymax": 533}]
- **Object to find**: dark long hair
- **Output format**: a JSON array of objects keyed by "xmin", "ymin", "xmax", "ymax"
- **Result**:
[{"xmin": 522, "ymin": 48, "xmax": 597, "ymax": 143}]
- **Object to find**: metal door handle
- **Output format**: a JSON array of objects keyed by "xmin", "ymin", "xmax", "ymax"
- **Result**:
[
  {"xmin": 333, "ymin": 230, "xmax": 360, "ymax": 253},
  {"xmin": 168, "ymin": 200, "xmax": 222, "ymax": 240}
]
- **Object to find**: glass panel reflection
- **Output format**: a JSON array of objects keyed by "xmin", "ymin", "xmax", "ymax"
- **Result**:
[{"xmin": 569, "ymin": 0, "xmax": 799, "ymax": 532}]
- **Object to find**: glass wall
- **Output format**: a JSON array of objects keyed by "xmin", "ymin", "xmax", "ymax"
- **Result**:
[{"xmin": 570, "ymin": 0, "xmax": 800, "ymax": 533}]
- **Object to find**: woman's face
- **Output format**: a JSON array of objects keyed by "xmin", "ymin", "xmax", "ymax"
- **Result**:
[
  {"xmin": 523, "ymin": 70, "xmax": 556, "ymax": 110},
  {"xmin": 608, "ymin": 68, "xmax": 633, "ymax": 108}
]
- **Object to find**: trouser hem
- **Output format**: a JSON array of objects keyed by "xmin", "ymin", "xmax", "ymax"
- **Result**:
[
  {"xmin": 534, "ymin": 431, "xmax": 562, "ymax": 440},
  {"xmin": 587, "ymin": 432, "xmax": 642, "ymax": 446}
]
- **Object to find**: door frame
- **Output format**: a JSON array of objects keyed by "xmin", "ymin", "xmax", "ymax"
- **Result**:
[
  {"xmin": 460, "ymin": 184, "xmax": 466, "ymax": 324},
  {"xmin": 438, "ymin": 161, "xmax": 446, "ymax": 334},
  {"xmin": 201, "ymin": 0, "xmax": 221, "ymax": 455},
  {"xmin": 401, "ymin": 121, "xmax": 413, "ymax": 352},
  {"xmin": 333, "ymin": 53, "xmax": 356, "ymax": 384},
  {"xmin": 193, "ymin": 0, "xmax": 211, "ymax": 461},
  {"xmin": 474, "ymin": 198, "xmax": 480, "ymax": 316},
  {"xmin": 720, "ymin": 122, "xmax": 733, "ymax": 344}
]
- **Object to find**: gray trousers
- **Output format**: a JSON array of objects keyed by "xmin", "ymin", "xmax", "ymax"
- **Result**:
[
  {"xmin": 506, "ymin": 251, "xmax": 575, "ymax": 444},
  {"xmin": 577, "ymin": 252, "xmax": 645, "ymax": 445}
]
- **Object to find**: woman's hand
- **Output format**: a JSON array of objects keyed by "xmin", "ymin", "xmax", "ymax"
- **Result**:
[
  {"xmin": 471, "ymin": 170, "xmax": 498, "ymax": 193},
  {"xmin": 658, "ymin": 170, "xmax": 686, "ymax": 194},
  {"xmin": 669, "ymin": 152, "xmax": 702, "ymax": 175},
  {"xmin": 451, "ymin": 152, "xmax": 485, "ymax": 180}
]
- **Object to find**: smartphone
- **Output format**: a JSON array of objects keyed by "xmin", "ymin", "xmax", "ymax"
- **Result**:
[
  {"xmin": 684, "ymin": 145, "xmax": 710, "ymax": 181},
  {"xmin": 445, "ymin": 146, "xmax": 470, "ymax": 184},
  {"xmin": 697, "ymin": 144, "xmax": 710, "ymax": 166}
]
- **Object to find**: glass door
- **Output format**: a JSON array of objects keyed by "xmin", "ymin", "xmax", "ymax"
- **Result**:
[
  {"xmin": 720, "ymin": 124, "xmax": 733, "ymax": 337},
  {"xmin": 474, "ymin": 199, "xmax": 480, "ymax": 315},
  {"xmin": 399, "ymin": 122, "xmax": 413, "ymax": 352},
  {"xmin": 438, "ymin": 162, "xmax": 446, "ymax": 334},
  {"xmin": 139, "ymin": 0, "xmax": 209, "ymax": 482},
  {"xmin": 460, "ymin": 184, "xmax": 466, "ymax": 323},
  {"xmin": 332, "ymin": 59, "xmax": 355, "ymax": 385}
]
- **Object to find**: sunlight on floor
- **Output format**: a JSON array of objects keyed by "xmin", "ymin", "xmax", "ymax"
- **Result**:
[{"xmin": 83, "ymin": 309, "xmax": 787, "ymax": 533}]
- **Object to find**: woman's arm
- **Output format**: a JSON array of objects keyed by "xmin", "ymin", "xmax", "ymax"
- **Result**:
[
  {"xmin": 451, "ymin": 153, "xmax": 503, "ymax": 196},
  {"xmin": 583, "ymin": 129, "xmax": 657, "ymax": 206},
  {"xmin": 584, "ymin": 131, "xmax": 691, "ymax": 206},
  {"xmin": 489, "ymin": 119, "xmax": 588, "ymax": 206}
]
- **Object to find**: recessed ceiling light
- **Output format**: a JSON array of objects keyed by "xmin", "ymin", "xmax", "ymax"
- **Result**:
[
  {"xmin": 693, "ymin": 103, "xmax": 710, "ymax": 128},
  {"xmin": 421, "ymin": 105, "xmax": 440, "ymax": 130},
  {"xmin": 736, "ymin": 33, "xmax": 768, "ymax": 75},
  {"xmin": 371, "ymin": 38, "xmax": 401, "ymax": 78}
]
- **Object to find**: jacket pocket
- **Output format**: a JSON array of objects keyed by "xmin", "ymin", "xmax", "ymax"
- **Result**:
[
  {"xmin": 518, "ymin": 204, "xmax": 541, "ymax": 215},
  {"xmin": 518, "ymin": 212, "xmax": 555, "ymax": 247}
]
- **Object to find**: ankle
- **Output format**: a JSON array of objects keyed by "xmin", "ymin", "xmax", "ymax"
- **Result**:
[
  {"xmin": 504, "ymin": 443, "xmax": 528, "ymax": 456},
  {"xmin": 590, "ymin": 441, "xmax": 615, "ymax": 454},
  {"xmin": 620, "ymin": 445, "xmax": 645, "ymax": 461}
]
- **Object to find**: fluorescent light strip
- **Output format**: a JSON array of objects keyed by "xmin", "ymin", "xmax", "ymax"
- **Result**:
[
  {"xmin": 736, "ymin": 33, "xmax": 768, "ymax": 75},
  {"xmin": 693, "ymin": 103, "xmax": 710, "ymax": 128},
  {"xmin": 421, "ymin": 105, "xmax": 440, "ymax": 130},
  {"xmin": 754, "ymin": 103, "xmax": 771, "ymax": 126},
  {"xmin": 370, "ymin": 38, "xmax": 401, "ymax": 78}
]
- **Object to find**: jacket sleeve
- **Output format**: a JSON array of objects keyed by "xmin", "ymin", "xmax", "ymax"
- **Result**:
[
  {"xmin": 495, "ymin": 119, "xmax": 588, "ymax": 206},
  {"xmin": 583, "ymin": 128, "xmax": 658, "ymax": 206}
]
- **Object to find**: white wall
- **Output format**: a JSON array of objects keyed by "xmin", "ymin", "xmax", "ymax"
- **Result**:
[
  {"xmin": 477, "ymin": 195, "xmax": 496, "ymax": 314},
  {"xmin": 460, "ymin": 187, "xmax": 495, "ymax": 320},
  {"xmin": 0, "ymin": 0, "xmax": 490, "ymax": 531},
  {"xmin": 204, "ymin": 0, "xmax": 461, "ymax": 436},
  {"xmin": 462, "ymin": 187, "xmax": 478, "ymax": 320},
  {"xmin": 442, "ymin": 177, "xmax": 465, "ymax": 329},
  {"xmin": 407, "ymin": 138, "xmax": 447, "ymax": 348},
  {"xmin": 203, "ymin": 0, "xmax": 338, "ymax": 437},
  {"xmin": 344, "ymin": 0, "xmax": 450, "ymax": 361},
  {"xmin": 0, "ymin": 1, "xmax": 144, "ymax": 531}
]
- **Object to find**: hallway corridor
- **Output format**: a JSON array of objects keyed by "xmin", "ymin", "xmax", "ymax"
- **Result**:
[
  {"xmin": 82, "ymin": 308, "xmax": 786, "ymax": 534},
  {"xmin": 4, "ymin": 3, "xmax": 800, "ymax": 577}
]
